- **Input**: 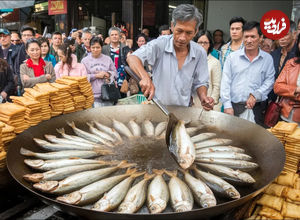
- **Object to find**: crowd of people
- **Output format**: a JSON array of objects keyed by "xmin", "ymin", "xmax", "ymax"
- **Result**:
[{"xmin": 0, "ymin": 3, "xmax": 300, "ymax": 127}]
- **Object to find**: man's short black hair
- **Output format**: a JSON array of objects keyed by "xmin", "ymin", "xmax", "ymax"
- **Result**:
[
  {"xmin": 20, "ymin": 25, "xmax": 35, "ymax": 36},
  {"xmin": 52, "ymin": 31, "xmax": 62, "ymax": 36},
  {"xmin": 158, "ymin": 25, "xmax": 170, "ymax": 34},
  {"xmin": 229, "ymin": 17, "xmax": 246, "ymax": 27},
  {"xmin": 243, "ymin": 21, "xmax": 262, "ymax": 36}
]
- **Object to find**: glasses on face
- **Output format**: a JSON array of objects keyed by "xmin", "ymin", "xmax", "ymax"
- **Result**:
[
  {"xmin": 22, "ymin": 34, "xmax": 33, "ymax": 37},
  {"xmin": 198, "ymin": 41, "xmax": 209, "ymax": 45}
]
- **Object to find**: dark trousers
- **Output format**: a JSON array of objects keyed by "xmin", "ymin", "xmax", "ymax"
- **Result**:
[{"xmin": 232, "ymin": 101, "xmax": 268, "ymax": 128}]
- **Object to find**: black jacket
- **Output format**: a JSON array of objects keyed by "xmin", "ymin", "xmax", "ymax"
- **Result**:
[
  {"xmin": 0, "ymin": 64, "xmax": 15, "ymax": 102},
  {"xmin": 268, "ymin": 43, "xmax": 297, "ymax": 102},
  {"xmin": 14, "ymin": 43, "xmax": 28, "ymax": 87}
]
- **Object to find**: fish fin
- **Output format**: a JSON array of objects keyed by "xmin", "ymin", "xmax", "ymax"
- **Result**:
[
  {"xmin": 144, "ymin": 173, "xmax": 155, "ymax": 181},
  {"xmin": 164, "ymin": 170, "xmax": 177, "ymax": 177},
  {"xmin": 150, "ymin": 195, "xmax": 155, "ymax": 202},
  {"xmin": 56, "ymin": 128, "xmax": 65, "ymax": 135},
  {"xmin": 131, "ymin": 171, "xmax": 145, "ymax": 178},
  {"xmin": 20, "ymin": 147, "xmax": 34, "ymax": 156},
  {"xmin": 125, "ymin": 168, "xmax": 137, "ymax": 175},
  {"xmin": 66, "ymin": 121, "xmax": 75, "ymax": 128},
  {"xmin": 153, "ymin": 169, "xmax": 164, "ymax": 175}
]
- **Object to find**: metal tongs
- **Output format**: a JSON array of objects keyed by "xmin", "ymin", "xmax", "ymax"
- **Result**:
[{"xmin": 124, "ymin": 66, "xmax": 179, "ymax": 146}]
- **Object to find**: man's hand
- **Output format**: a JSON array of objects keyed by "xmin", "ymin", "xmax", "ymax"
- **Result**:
[
  {"xmin": 246, "ymin": 94, "xmax": 256, "ymax": 109},
  {"xmin": 201, "ymin": 96, "xmax": 214, "ymax": 111},
  {"xmin": 139, "ymin": 77, "xmax": 155, "ymax": 100},
  {"xmin": 224, "ymin": 108, "xmax": 234, "ymax": 115},
  {"xmin": 1, "ymin": 91, "xmax": 7, "ymax": 100}
]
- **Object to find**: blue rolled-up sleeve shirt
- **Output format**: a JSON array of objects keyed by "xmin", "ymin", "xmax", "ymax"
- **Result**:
[{"xmin": 132, "ymin": 35, "xmax": 209, "ymax": 106}]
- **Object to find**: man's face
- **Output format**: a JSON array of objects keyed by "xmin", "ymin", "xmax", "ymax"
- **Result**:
[
  {"xmin": 261, "ymin": 38, "xmax": 273, "ymax": 53},
  {"xmin": 171, "ymin": 20, "xmax": 197, "ymax": 50},
  {"xmin": 11, "ymin": 33, "xmax": 21, "ymax": 45},
  {"xmin": 243, "ymin": 28, "xmax": 262, "ymax": 51},
  {"xmin": 161, "ymin": 29, "xmax": 171, "ymax": 36},
  {"xmin": 109, "ymin": 30, "xmax": 120, "ymax": 44},
  {"xmin": 82, "ymin": 33, "xmax": 92, "ymax": 47},
  {"xmin": 278, "ymin": 32, "xmax": 293, "ymax": 48},
  {"xmin": 0, "ymin": 34, "xmax": 11, "ymax": 47},
  {"xmin": 52, "ymin": 34, "xmax": 62, "ymax": 47},
  {"xmin": 21, "ymin": 30, "xmax": 34, "ymax": 43},
  {"xmin": 230, "ymin": 22, "xmax": 243, "ymax": 41}
]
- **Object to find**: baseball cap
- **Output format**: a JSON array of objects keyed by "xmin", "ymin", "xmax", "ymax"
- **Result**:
[{"xmin": 0, "ymin": 28, "xmax": 11, "ymax": 35}]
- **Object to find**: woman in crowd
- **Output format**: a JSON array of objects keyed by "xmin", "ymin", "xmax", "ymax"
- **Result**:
[
  {"xmin": 133, "ymin": 33, "xmax": 147, "ymax": 51},
  {"xmin": 38, "ymin": 37, "xmax": 56, "ymax": 67},
  {"xmin": 213, "ymin": 29, "xmax": 225, "ymax": 51},
  {"xmin": 274, "ymin": 34, "xmax": 300, "ymax": 124},
  {"xmin": 194, "ymin": 30, "xmax": 222, "ymax": 111},
  {"xmin": 0, "ymin": 58, "xmax": 14, "ymax": 102},
  {"xmin": 54, "ymin": 44, "xmax": 87, "ymax": 79},
  {"xmin": 20, "ymin": 39, "xmax": 55, "ymax": 88},
  {"xmin": 81, "ymin": 37, "xmax": 117, "ymax": 107}
]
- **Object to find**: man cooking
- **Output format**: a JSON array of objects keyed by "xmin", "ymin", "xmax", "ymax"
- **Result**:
[{"xmin": 127, "ymin": 4, "xmax": 214, "ymax": 110}]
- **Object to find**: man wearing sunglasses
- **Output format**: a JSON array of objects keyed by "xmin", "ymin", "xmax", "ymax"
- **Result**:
[{"xmin": 11, "ymin": 32, "xmax": 22, "ymax": 46}]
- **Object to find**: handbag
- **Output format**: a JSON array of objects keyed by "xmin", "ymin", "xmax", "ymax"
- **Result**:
[
  {"xmin": 100, "ymin": 81, "xmax": 121, "ymax": 102},
  {"xmin": 264, "ymin": 97, "xmax": 282, "ymax": 127}
]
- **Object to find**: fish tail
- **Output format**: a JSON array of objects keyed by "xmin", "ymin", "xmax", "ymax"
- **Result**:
[
  {"xmin": 125, "ymin": 168, "xmax": 137, "ymax": 175},
  {"xmin": 66, "ymin": 121, "xmax": 75, "ymax": 128},
  {"xmin": 117, "ymin": 160, "xmax": 137, "ymax": 169},
  {"xmin": 131, "ymin": 171, "xmax": 145, "ymax": 178},
  {"xmin": 56, "ymin": 128, "xmax": 65, "ymax": 135},
  {"xmin": 164, "ymin": 169, "xmax": 177, "ymax": 177},
  {"xmin": 144, "ymin": 172, "xmax": 155, "ymax": 181},
  {"xmin": 20, "ymin": 147, "xmax": 34, "ymax": 156},
  {"xmin": 86, "ymin": 121, "xmax": 93, "ymax": 127},
  {"xmin": 153, "ymin": 169, "xmax": 164, "ymax": 175}
]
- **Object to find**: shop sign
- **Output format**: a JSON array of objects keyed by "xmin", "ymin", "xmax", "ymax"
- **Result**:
[{"xmin": 48, "ymin": 0, "xmax": 67, "ymax": 15}]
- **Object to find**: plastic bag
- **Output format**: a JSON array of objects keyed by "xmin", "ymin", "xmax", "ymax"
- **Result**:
[{"xmin": 239, "ymin": 108, "xmax": 255, "ymax": 123}]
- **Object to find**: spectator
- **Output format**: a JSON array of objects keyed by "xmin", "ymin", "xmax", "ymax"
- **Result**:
[
  {"xmin": 49, "ymin": 31, "xmax": 62, "ymax": 62},
  {"xmin": 133, "ymin": 33, "xmax": 147, "ymax": 51},
  {"xmin": 64, "ymin": 38, "xmax": 76, "ymax": 54},
  {"xmin": 260, "ymin": 37, "xmax": 273, "ymax": 54},
  {"xmin": 11, "ymin": 31, "xmax": 21, "ymax": 45},
  {"xmin": 81, "ymin": 37, "xmax": 117, "ymax": 107},
  {"xmin": 0, "ymin": 28, "xmax": 17, "ymax": 74},
  {"xmin": 158, "ymin": 25, "xmax": 171, "ymax": 36},
  {"xmin": 220, "ymin": 21, "xmax": 275, "ymax": 126},
  {"xmin": 120, "ymin": 31, "xmax": 127, "ymax": 45},
  {"xmin": 14, "ymin": 25, "xmax": 35, "ymax": 94},
  {"xmin": 274, "ymin": 34, "xmax": 300, "ymax": 124},
  {"xmin": 220, "ymin": 17, "xmax": 246, "ymax": 68},
  {"xmin": 213, "ymin": 29, "xmax": 225, "ymax": 51},
  {"xmin": 142, "ymin": 28, "xmax": 150, "ymax": 37},
  {"xmin": 126, "ymin": 39, "xmax": 133, "ymax": 49},
  {"xmin": 268, "ymin": 22, "xmax": 297, "ymax": 102},
  {"xmin": 0, "ymin": 58, "xmax": 15, "ymax": 102},
  {"xmin": 38, "ymin": 37, "xmax": 56, "ymax": 67},
  {"xmin": 102, "ymin": 27, "xmax": 130, "ymax": 98},
  {"xmin": 104, "ymin": 37, "xmax": 110, "ymax": 45},
  {"xmin": 194, "ymin": 30, "xmax": 221, "ymax": 111},
  {"xmin": 82, "ymin": 30, "xmax": 93, "ymax": 55},
  {"xmin": 20, "ymin": 39, "xmax": 55, "ymax": 88},
  {"xmin": 71, "ymin": 31, "xmax": 85, "ymax": 62},
  {"xmin": 54, "ymin": 44, "xmax": 87, "ymax": 79}
]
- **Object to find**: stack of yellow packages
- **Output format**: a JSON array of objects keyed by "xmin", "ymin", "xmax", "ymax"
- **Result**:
[
  {"xmin": 51, "ymin": 82, "xmax": 75, "ymax": 114},
  {"xmin": 56, "ymin": 77, "xmax": 86, "ymax": 111},
  {"xmin": 34, "ymin": 83, "xmax": 64, "ymax": 117},
  {"xmin": 269, "ymin": 121, "xmax": 298, "ymax": 144},
  {"xmin": 0, "ymin": 103, "xmax": 28, "ymax": 133},
  {"xmin": 23, "ymin": 88, "xmax": 51, "ymax": 121},
  {"xmin": 10, "ymin": 96, "xmax": 42, "ymax": 126},
  {"xmin": 244, "ymin": 171, "xmax": 300, "ymax": 219},
  {"xmin": 284, "ymin": 128, "xmax": 300, "ymax": 173},
  {"xmin": 0, "ymin": 121, "xmax": 5, "ymax": 169},
  {"xmin": 63, "ymin": 76, "xmax": 94, "ymax": 109},
  {"xmin": 2, "ymin": 123, "xmax": 15, "ymax": 147}
]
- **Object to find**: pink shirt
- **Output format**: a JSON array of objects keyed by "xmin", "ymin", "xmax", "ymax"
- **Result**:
[{"xmin": 54, "ymin": 54, "xmax": 87, "ymax": 79}]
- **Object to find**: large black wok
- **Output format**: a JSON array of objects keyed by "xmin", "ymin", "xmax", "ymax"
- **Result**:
[{"xmin": 6, "ymin": 105, "xmax": 285, "ymax": 220}]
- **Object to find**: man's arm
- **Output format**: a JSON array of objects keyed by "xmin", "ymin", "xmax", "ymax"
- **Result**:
[{"xmin": 126, "ymin": 54, "xmax": 155, "ymax": 100}]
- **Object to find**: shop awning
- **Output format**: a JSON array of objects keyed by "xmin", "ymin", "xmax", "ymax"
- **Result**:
[{"xmin": 0, "ymin": 1, "xmax": 35, "ymax": 9}]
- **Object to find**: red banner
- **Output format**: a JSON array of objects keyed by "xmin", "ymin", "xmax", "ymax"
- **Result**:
[{"xmin": 48, "ymin": 0, "xmax": 67, "ymax": 15}]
